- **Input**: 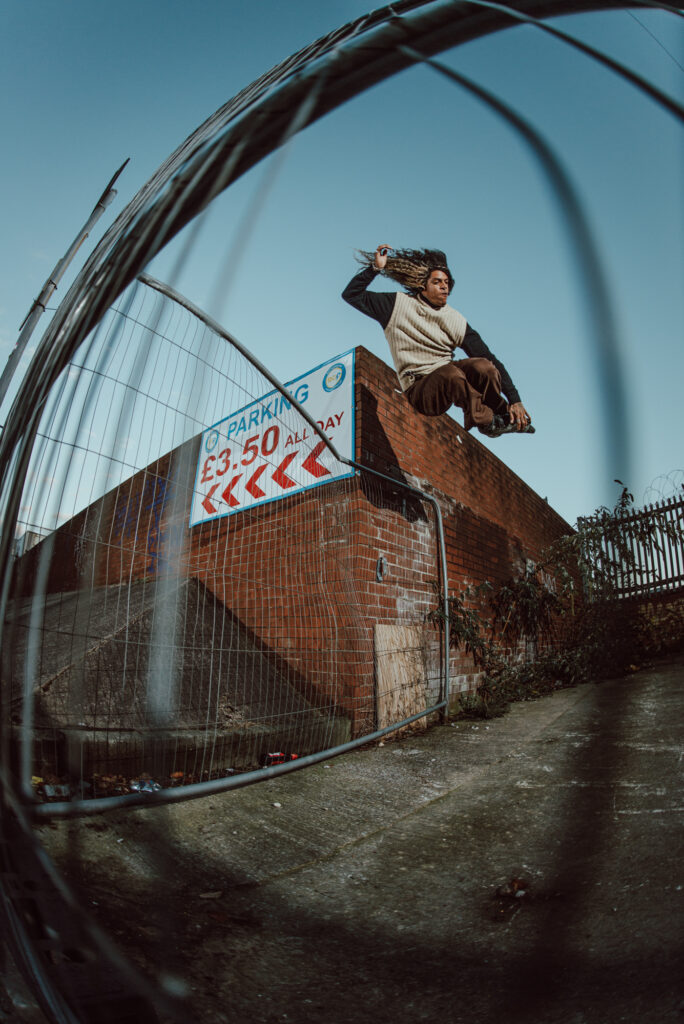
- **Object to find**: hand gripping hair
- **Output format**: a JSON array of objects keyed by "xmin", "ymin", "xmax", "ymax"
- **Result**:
[{"xmin": 356, "ymin": 247, "xmax": 454, "ymax": 294}]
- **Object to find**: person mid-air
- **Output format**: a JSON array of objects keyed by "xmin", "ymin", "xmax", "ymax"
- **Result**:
[{"xmin": 342, "ymin": 244, "xmax": 534, "ymax": 438}]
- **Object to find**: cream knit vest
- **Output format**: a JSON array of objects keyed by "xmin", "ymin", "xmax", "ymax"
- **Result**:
[{"xmin": 383, "ymin": 292, "xmax": 467, "ymax": 391}]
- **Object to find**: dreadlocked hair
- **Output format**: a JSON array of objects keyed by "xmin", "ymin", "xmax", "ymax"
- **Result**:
[{"xmin": 356, "ymin": 247, "xmax": 454, "ymax": 294}]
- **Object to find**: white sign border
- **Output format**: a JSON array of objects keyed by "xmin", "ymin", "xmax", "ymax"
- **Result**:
[{"xmin": 189, "ymin": 349, "xmax": 356, "ymax": 528}]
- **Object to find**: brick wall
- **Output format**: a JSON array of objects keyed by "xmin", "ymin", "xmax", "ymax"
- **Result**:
[
  {"xmin": 356, "ymin": 346, "xmax": 567, "ymax": 564},
  {"xmin": 355, "ymin": 347, "xmax": 571, "ymax": 689},
  {"xmin": 13, "ymin": 346, "xmax": 571, "ymax": 729}
]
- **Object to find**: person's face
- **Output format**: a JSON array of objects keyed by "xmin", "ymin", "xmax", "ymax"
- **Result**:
[{"xmin": 421, "ymin": 270, "xmax": 450, "ymax": 307}]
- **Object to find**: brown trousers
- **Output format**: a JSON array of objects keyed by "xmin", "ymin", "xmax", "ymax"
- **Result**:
[{"xmin": 405, "ymin": 358, "xmax": 508, "ymax": 430}]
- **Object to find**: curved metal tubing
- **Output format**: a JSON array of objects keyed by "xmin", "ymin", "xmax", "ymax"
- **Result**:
[
  {"xmin": 1, "ymin": 4, "xmax": 679, "ymax": 1019},
  {"xmin": 32, "ymin": 702, "xmax": 448, "ymax": 820}
]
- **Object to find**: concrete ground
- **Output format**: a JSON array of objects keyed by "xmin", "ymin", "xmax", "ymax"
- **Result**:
[{"xmin": 5, "ymin": 657, "xmax": 684, "ymax": 1023}]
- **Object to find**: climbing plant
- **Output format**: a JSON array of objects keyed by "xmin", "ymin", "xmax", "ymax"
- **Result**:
[{"xmin": 436, "ymin": 483, "xmax": 684, "ymax": 718}]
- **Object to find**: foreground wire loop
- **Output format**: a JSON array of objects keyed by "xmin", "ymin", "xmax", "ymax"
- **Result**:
[{"xmin": 0, "ymin": 2, "xmax": 679, "ymax": 1020}]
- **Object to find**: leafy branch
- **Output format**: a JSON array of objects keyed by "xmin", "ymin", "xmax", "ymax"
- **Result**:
[{"xmin": 430, "ymin": 482, "xmax": 684, "ymax": 719}]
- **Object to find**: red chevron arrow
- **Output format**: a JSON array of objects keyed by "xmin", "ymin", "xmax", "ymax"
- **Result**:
[
  {"xmin": 222, "ymin": 473, "xmax": 242, "ymax": 508},
  {"xmin": 245, "ymin": 464, "xmax": 267, "ymax": 499},
  {"xmin": 272, "ymin": 452, "xmax": 297, "ymax": 489},
  {"xmin": 302, "ymin": 440, "xmax": 331, "ymax": 479},
  {"xmin": 201, "ymin": 483, "xmax": 219, "ymax": 516}
]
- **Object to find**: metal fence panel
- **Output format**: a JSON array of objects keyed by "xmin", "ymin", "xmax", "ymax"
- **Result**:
[{"xmin": 1, "ymin": 278, "xmax": 447, "ymax": 819}]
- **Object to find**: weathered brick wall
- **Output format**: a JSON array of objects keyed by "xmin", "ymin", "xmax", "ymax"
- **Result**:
[
  {"xmin": 356, "ymin": 347, "xmax": 567, "ymax": 565},
  {"xmin": 13, "ymin": 346, "xmax": 571, "ymax": 727},
  {"xmin": 354, "ymin": 347, "xmax": 571, "ymax": 690},
  {"xmin": 11, "ymin": 445, "xmax": 194, "ymax": 598}
]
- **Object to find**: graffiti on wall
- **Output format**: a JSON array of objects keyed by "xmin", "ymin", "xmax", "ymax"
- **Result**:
[{"xmin": 112, "ymin": 474, "xmax": 177, "ymax": 575}]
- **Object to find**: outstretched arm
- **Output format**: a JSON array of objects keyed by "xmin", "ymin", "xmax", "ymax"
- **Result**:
[
  {"xmin": 341, "ymin": 243, "xmax": 396, "ymax": 329},
  {"xmin": 462, "ymin": 325, "xmax": 532, "ymax": 428}
]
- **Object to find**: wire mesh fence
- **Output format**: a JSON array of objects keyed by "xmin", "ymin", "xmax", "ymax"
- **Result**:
[{"xmin": 2, "ymin": 277, "xmax": 447, "ymax": 818}]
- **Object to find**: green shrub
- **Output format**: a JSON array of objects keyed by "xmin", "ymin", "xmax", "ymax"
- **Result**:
[{"xmin": 438, "ymin": 483, "xmax": 684, "ymax": 720}]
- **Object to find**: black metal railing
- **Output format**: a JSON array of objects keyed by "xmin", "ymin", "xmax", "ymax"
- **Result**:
[{"xmin": 579, "ymin": 495, "xmax": 684, "ymax": 599}]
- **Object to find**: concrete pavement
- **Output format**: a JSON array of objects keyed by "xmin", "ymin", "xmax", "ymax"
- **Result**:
[{"xmin": 13, "ymin": 656, "xmax": 684, "ymax": 1022}]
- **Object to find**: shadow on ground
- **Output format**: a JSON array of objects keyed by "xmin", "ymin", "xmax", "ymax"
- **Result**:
[{"xmin": 33, "ymin": 657, "xmax": 684, "ymax": 1023}]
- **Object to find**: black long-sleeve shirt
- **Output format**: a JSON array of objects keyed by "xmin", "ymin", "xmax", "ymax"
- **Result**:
[{"xmin": 342, "ymin": 266, "xmax": 521, "ymax": 404}]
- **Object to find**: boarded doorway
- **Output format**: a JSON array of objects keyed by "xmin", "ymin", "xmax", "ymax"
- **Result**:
[{"xmin": 374, "ymin": 624, "xmax": 428, "ymax": 733}]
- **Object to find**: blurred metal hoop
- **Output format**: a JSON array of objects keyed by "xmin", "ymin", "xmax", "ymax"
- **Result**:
[{"xmin": 0, "ymin": 2, "xmax": 681, "ymax": 1021}]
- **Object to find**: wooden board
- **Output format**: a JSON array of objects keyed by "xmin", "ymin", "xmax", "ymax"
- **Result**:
[{"xmin": 374, "ymin": 624, "xmax": 427, "ymax": 732}]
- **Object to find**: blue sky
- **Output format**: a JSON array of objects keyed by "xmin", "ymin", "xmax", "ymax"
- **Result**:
[{"xmin": 1, "ymin": 1, "xmax": 682, "ymax": 526}]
